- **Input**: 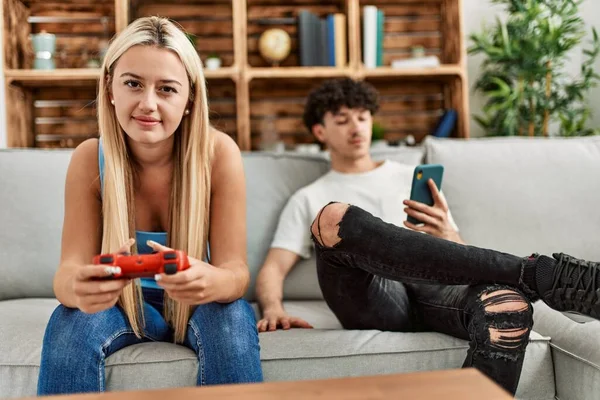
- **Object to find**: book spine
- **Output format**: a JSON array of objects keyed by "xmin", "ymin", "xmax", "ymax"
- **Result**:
[
  {"xmin": 327, "ymin": 14, "xmax": 336, "ymax": 67},
  {"xmin": 376, "ymin": 9, "xmax": 384, "ymax": 67},
  {"xmin": 310, "ymin": 12, "xmax": 321, "ymax": 66},
  {"xmin": 298, "ymin": 10, "xmax": 312, "ymax": 66},
  {"xmin": 320, "ymin": 17, "xmax": 329, "ymax": 66},
  {"xmin": 334, "ymin": 14, "xmax": 347, "ymax": 67},
  {"xmin": 363, "ymin": 6, "xmax": 378, "ymax": 68}
]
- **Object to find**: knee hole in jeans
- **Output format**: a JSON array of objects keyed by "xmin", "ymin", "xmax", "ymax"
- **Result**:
[
  {"xmin": 310, "ymin": 203, "xmax": 350, "ymax": 247},
  {"xmin": 488, "ymin": 327, "xmax": 530, "ymax": 350},
  {"xmin": 479, "ymin": 288, "xmax": 533, "ymax": 352}
]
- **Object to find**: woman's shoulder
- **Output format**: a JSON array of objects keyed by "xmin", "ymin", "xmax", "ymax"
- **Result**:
[
  {"xmin": 67, "ymin": 138, "xmax": 101, "ymax": 195},
  {"xmin": 211, "ymin": 127, "xmax": 241, "ymax": 164},
  {"xmin": 71, "ymin": 137, "xmax": 100, "ymax": 167},
  {"xmin": 210, "ymin": 127, "xmax": 243, "ymax": 184}
]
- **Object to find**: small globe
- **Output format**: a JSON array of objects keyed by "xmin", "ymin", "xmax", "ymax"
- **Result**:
[{"xmin": 258, "ymin": 28, "xmax": 291, "ymax": 66}]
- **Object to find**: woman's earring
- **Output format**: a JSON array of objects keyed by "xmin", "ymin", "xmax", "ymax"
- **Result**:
[
  {"xmin": 184, "ymin": 109, "xmax": 190, "ymax": 115},
  {"xmin": 110, "ymin": 99, "xmax": 115, "ymax": 105}
]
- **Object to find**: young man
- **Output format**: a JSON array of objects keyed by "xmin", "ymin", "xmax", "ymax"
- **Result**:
[{"xmin": 255, "ymin": 78, "xmax": 600, "ymax": 395}]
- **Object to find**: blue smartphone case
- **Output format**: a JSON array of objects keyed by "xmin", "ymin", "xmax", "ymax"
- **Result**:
[{"xmin": 407, "ymin": 164, "xmax": 444, "ymax": 225}]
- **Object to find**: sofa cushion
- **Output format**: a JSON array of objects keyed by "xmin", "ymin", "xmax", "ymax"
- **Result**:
[
  {"xmin": 369, "ymin": 145, "xmax": 425, "ymax": 166},
  {"xmin": 0, "ymin": 298, "xmax": 198, "ymax": 398},
  {"xmin": 0, "ymin": 150, "xmax": 71, "ymax": 301},
  {"xmin": 260, "ymin": 301, "xmax": 554, "ymax": 400},
  {"xmin": 1, "ymin": 298, "xmax": 553, "ymax": 400},
  {"xmin": 243, "ymin": 146, "xmax": 424, "ymax": 302},
  {"xmin": 281, "ymin": 258, "xmax": 322, "ymax": 300},
  {"xmin": 242, "ymin": 152, "xmax": 329, "ymax": 302},
  {"xmin": 0, "ymin": 145, "xmax": 424, "ymax": 302},
  {"xmin": 532, "ymin": 302, "xmax": 600, "ymax": 400},
  {"xmin": 425, "ymin": 136, "xmax": 600, "ymax": 260}
]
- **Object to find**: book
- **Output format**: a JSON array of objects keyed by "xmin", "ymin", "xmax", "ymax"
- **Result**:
[
  {"xmin": 310, "ymin": 12, "xmax": 322, "ymax": 66},
  {"xmin": 376, "ymin": 9, "xmax": 384, "ymax": 67},
  {"xmin": 298, "ymin": 10, "xmax": 313, "ymax": 66},
  {"xmin": 299, "ymin": 10, "xmax": 348, "ymax": 67},
  {"xmin": 432, "ymin": 109, "xmax": 458, "ymax": 138},
  {"xmin": 327, "ymin": 14, "xmax": 336, "ymax": 67},
  {"xmin": 391, "ymin": 56, "xmax": 441, "ymax": 69},
  {"xmin": 319, "ymin": 17, "xmax": 329, "ymax": 66},
  {"xmin": 334, "ymin": 13, "xmax": 347, "ymax": 67},
  {"xmin": 363, "ymin": 6, "xmax": 378, "ymax": 68}
]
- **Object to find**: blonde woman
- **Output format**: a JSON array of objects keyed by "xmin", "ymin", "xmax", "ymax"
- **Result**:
[{"xmin": 37, "ymin": 16, "xmax": 262, "ymax": 395}]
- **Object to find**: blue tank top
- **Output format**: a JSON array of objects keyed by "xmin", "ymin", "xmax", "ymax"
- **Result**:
[{"xmin": 98, "ymin": 139, "xmax": 165, "ymax": 289}]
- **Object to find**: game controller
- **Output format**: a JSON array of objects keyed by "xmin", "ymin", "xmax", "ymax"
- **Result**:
[{"xmin": 93, "ymin": 250, "xmax": 190, "ymax": 279}]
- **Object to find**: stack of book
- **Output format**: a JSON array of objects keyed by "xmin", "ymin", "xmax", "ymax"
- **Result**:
[
  {"xmin": 362, "ymin": 5, "xmax": 385, "ymax": 68},
  {"xmin": 298, "ymin": 10, "xmax": 347, "ymax": 67}
]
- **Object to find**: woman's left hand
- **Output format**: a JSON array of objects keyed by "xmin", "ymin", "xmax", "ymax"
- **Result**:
[{"xmin": 147, "ymin": 240, "xmax": 235, "ymax": 305}]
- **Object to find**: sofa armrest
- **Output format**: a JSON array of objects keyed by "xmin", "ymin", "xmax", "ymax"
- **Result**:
[{"xmin": 532, "ymin": 301, "xmax": 600, "ymax": 400}]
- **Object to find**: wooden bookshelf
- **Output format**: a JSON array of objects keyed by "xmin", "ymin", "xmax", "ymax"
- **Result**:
[
  {"xmin": 2, "ymin": 0, "xmax": 469, "ymax": 150},
  {"xmin": 248, "ymin": 66, "xmax": 353, "ymax": 79}
]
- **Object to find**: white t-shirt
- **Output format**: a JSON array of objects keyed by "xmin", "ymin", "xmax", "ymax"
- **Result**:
[{"xmin": 270, "ymin": 160, "xmax": 459, "ymax": 259}]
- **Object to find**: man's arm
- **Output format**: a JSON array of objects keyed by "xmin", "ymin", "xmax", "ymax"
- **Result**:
[
  {"xmin": 256, "ymin": 248, "xmax": 299, "ymax": 312},
  {"xmin": 255, "ymin": 248, "xmax": 314, "ymax": 332}
]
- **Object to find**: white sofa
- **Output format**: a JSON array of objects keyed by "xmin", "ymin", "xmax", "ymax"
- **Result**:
[{"xmin": 1, "ymin": 136, "xmax": 599, "ymax": 400}]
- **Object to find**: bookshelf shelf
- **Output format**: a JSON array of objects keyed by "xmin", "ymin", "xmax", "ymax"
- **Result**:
[
  {"xmin": 5, "ymin": 67, "xmax": 238, "ymax": 85},
  {"xmin": 360, "ymin": 65, "xmax": 464, "ymax": 78},
  {"xmin": 204, "ymin": 67, "xmax": 238, "ymax": 80},
  {"xmin": 5, "ymin": 68, "xmax": 101, "ymax": 84},
  {"xmin": 2, "ymin": 0, "xmax": 469, "ymax": 149},
  {"xmin": 248, "ymin": 67, "xmax": 353, "ymax": 80}
]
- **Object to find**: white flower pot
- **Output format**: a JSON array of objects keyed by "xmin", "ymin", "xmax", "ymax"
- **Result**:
[{"xmin": 205, "ymin": 58, "xmax": 221, "ymax": 70}]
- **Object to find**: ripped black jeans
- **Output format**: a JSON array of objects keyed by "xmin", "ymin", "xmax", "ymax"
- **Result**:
[{"xmin": 312, "ymin": 203, "xmax": 534, "ymax": 395}]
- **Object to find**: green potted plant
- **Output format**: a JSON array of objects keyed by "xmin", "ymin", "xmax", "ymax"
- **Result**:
[
  {"xmin": 469, "ymin": 0, "xmax": 600, "ymax": 137},
  {"xmin": 371, "ymin": 121, "xmax": 386, "ymax": 147}
]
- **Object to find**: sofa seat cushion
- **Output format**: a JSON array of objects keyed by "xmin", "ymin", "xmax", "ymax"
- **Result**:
[
  {"xmin": 1, "ymin": 299, "xmax": 554, "ymax": 400},
  {"xmin": 0, "ymin": 298, "xmax": 198, "ymax": 398},
  {"xmin": 532, "ymin": 302, "xmax": 600, "ymax": 400},
  {"xmin": 260, "ymin": 301, "xmax": 554, "ymax": 400}
]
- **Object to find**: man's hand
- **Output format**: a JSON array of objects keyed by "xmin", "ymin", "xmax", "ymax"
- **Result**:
[
  {"xmin": 257, "ymin": 307, "xmax": 313, "ymax": 332},
  {"xmin": 403, "ymin": 178, "xmax": 463, "ymax": 244}
]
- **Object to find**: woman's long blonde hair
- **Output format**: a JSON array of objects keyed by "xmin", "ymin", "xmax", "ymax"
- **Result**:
[{"xmin": 97, "ymin": 16, "xmax": 213, "ymax": 343}]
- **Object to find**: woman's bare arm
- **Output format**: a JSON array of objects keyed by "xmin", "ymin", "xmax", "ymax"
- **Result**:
[{"xmin": 207, "ymin": 131, "xmax": 250, "ymax": 301}]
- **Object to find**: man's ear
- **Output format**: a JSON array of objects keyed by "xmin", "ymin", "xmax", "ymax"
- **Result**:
[{"xmin": 312, "ymin": 123, "xmax": 327, "ymax": 144}]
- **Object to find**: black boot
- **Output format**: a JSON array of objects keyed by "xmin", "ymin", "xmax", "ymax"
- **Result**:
[{"xmin": 536, "ymin": 253, "xmax": 600, "ymax": 319}]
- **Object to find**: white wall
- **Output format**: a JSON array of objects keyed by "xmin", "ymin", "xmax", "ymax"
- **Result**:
[
  {"xmin": 582, "ymin": 1, "xmax": 600, "ymax": 129},
  {"xmin": 464, "ymin": 0, "xmax": 600, "ymax": 137}
]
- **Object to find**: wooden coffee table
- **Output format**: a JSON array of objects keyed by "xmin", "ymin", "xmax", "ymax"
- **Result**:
[{"xmin": 28, "ymin": 368, "xmax": 512, "ymax": 399}]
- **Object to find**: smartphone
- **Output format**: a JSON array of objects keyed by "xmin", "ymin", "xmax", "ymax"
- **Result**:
[{"xmin": 407, "ymin": 164, "xmax": 444, "ymax": 225}]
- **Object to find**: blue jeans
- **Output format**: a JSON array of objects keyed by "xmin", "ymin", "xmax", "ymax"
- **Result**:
[{"xmin": 37, "ymin": 287, "xmax": 263, "ymax": 395}]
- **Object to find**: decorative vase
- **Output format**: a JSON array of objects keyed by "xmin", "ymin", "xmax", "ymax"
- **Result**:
[
  {"xmin": 205, "ymin": 57, "xmax": 221, "ymax": 70},
  {"xmin": 31, "ymin": 32, "xmax": 56, "ymax": 70}
]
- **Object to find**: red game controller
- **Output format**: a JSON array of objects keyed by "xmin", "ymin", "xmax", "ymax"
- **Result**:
[{"xmin": 92, "ymin": 250, "xmax": 190, "ymax": 279}]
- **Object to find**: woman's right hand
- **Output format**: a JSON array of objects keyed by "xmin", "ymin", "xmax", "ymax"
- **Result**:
[
  {"xmin": 71, "ymin": 239, "xmax": 135, "ymax": 314},
  {"xmin": 257, "ymin": 307, "xmax": 313, "ymax": 332}
]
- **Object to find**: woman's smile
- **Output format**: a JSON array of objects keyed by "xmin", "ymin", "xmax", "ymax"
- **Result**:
[{"xmin": 132, "ymin": 115, "xmax": 162, "ymax": 128}]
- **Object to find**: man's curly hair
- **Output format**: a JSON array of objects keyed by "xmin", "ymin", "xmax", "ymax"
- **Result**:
[{"xmin": 303, "ymin": 78, "xmax": 380, "ymax": 133}]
